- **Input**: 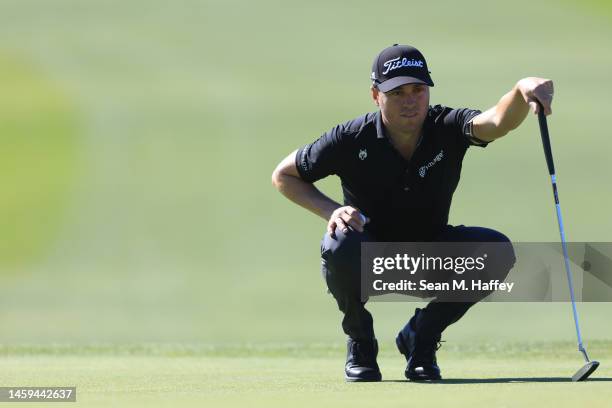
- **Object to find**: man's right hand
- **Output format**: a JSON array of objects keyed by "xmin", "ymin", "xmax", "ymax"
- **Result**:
[{"xmin": 328, "ymin": 206, "xmax": 369, "ymax": 235}]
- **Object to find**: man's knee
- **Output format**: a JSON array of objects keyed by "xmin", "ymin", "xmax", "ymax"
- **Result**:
[
  {"xmin": 469, "ymin": 228, "xmax": 516, "ymax": 288},
  {"xmin": 321, "ymin": 226, "xmax": 372, "ymax": 263},
  {"xmin": 456, "ymin": 226, "xmax": 516, "ymax": 269},
  {"xmin": 321, "ymin": 227, "xmax": 373, "ymax": 296},
  {"xmin": 442, "ymin": 225, "xmax": 516, "ymax": 288},
  {"xmin": 485, "ymin": 229, "xmax": 515, "ymax": 269},
  {"xmin": 441, "ymin": 225, "xmax": 508, "ymax": 242},
  {"xmin": 482, "ymin": 228, "xmax": 511, "ymax": 245}
]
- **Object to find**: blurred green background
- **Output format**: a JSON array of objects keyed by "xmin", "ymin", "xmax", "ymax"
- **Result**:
[{"xmin": 0, "ymin": 0, "xmax": 610, "ymax": 347}]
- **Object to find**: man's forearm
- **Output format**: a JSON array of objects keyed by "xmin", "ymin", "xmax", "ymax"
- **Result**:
[
  {"xmin": 492, "ymin": 82, "xmax": 531, "ymax": 134},
  {"xmin": 474, "ymin": 84, "xmax": 529, "ymax": 141},
  {"xmin": 473, "ymin": 77, "xmax": 553, "ymax": 141},
  {"xmin": 273, "ymin": 173, "xmax": 341, "ymax": 221}
]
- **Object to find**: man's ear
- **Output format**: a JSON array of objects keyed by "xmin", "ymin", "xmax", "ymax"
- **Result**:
[{"xmin": 371, "ymin": 85, "xmax": 379, "ymax": 106}]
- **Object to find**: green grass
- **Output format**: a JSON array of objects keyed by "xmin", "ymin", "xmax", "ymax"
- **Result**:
[{"xmin": 1, "ymin": 343, "xmax": 611, "ymax": 408}]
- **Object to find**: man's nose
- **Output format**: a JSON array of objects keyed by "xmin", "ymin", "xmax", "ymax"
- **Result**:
[{"xmin": 401, "ymin": 94, "xmax": 417, "ymax": 105}]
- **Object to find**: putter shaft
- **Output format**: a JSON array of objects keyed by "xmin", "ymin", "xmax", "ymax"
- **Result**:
[{"xmin": 537, "ymin": 106, "xmax": 592, "ymax": 364}]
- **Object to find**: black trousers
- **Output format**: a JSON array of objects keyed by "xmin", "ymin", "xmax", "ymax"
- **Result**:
[{"xmin": 320, "ymin": 225, "xmax": 516, "ymax": 341}]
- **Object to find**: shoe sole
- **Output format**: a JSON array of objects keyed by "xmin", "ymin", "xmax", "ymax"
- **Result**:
[
  {"xmin": 405, "ymin": 371, "xmax": 442, "ymax": 381},
  {"xmin": 345, "ymin": 376, "xmax": 382, "ymax": 382}
]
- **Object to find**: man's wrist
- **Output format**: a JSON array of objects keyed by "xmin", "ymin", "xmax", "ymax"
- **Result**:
[
  {"xmin": 320, "ymin": 203, "xmax": 341, "ymax": 221},
  {"xmin": 514, "ymin": 80, "xmax": 526, "ymax": 101}
]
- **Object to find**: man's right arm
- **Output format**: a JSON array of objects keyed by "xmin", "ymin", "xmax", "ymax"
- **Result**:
[{"xmin": 271, "ymin": 150, "xmax": 368, "ymax": 234}]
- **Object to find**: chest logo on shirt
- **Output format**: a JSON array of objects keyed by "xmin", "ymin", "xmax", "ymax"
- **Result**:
[
  {"xmin": 358, "ymin": 149, "xmax": 368, "ymax": 160},
  {"xmin": 419, "ymin": 149, "xmax": 444, "ymax": 178}
]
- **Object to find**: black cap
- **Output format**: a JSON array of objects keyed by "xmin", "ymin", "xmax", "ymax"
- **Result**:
[{"xmin": 371, "ymin": 44, "xmax": 434, "ymax": 92}]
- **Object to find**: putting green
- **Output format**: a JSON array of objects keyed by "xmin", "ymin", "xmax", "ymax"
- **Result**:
[
  {"xmin": 0, "ymin": 51, "xmax": 80, "ymax": 269},
  {"xmin": 0, "ymin": 343, "xmax": 610, "ymax": 407}
]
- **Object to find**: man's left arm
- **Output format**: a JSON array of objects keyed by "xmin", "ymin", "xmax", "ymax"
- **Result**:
[{"xmin": 471, "ymin": 77, "xmax": 554, "ymax": 142}]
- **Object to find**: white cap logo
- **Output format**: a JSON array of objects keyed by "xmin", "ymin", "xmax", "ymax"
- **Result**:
[{"xmin": 382, "ymin": 57, "xmax": 424, "ymax": 75}]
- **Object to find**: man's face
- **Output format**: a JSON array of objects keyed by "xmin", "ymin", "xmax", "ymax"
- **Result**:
[{"xmin": 372, "ymin": 83, "xmax": 430, "ymax": 133}]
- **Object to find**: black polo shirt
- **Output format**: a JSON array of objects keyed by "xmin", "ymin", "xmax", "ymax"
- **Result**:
[{"xmin": 295, "ymin": 104, "xmax": 488, "ymax": 241}]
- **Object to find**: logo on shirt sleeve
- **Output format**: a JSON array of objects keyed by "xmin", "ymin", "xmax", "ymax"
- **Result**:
[{"xmin": 358, "ymin": 149, "xmax": 368, "ymax": 160}]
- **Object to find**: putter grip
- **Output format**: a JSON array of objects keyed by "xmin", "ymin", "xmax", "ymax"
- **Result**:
[{"xmin": 537, "ymin": 101, "xmax": 556, "ymax": 175}]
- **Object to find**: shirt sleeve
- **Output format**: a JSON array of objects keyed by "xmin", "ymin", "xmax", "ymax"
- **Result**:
[
  {"xmin": 443, "ymin": 107, "xmax": 489, "ymax": 148},
  {"xmin": 295, "ymin": 125, "xmax": 345, "ymax": 183}
]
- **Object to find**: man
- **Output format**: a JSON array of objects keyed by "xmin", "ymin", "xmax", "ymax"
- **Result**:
[{"xmin": 271, "ymin": 44, "xmax": 553, "ymax": 382}]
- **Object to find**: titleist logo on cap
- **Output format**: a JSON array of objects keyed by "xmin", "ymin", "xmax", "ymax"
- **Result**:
[{"xmin": 382, "ymin": 57, "xmax": 424, "ymax": 75}]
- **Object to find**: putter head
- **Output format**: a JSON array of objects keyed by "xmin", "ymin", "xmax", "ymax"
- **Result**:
[{"xmin": 572, "ymin": 361, "xmax": 600, "ymax": 382}]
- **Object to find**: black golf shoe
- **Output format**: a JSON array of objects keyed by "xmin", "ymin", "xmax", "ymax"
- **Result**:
[
  {"xmin": 396, "ymin": 308, "xmax": 443, "ymax": 381},
  {"xmin": 344, "ymin": 338, "xmax": 382, "ymax": 382}
]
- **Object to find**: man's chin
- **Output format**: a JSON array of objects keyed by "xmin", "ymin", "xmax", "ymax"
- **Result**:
[{"xmin": 398, "ymin": 114, "xmax": 425, "ymax": 128}]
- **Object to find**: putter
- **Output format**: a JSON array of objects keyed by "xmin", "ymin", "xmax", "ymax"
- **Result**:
[{"xmin": 537, "ymin": 102, "xmax": 600, "ymax": 381}]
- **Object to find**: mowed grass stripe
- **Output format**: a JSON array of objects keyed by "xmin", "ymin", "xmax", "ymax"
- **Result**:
[{"xmin": 0, "ymin": 340, "xmax": 610, "ymax": 359}]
